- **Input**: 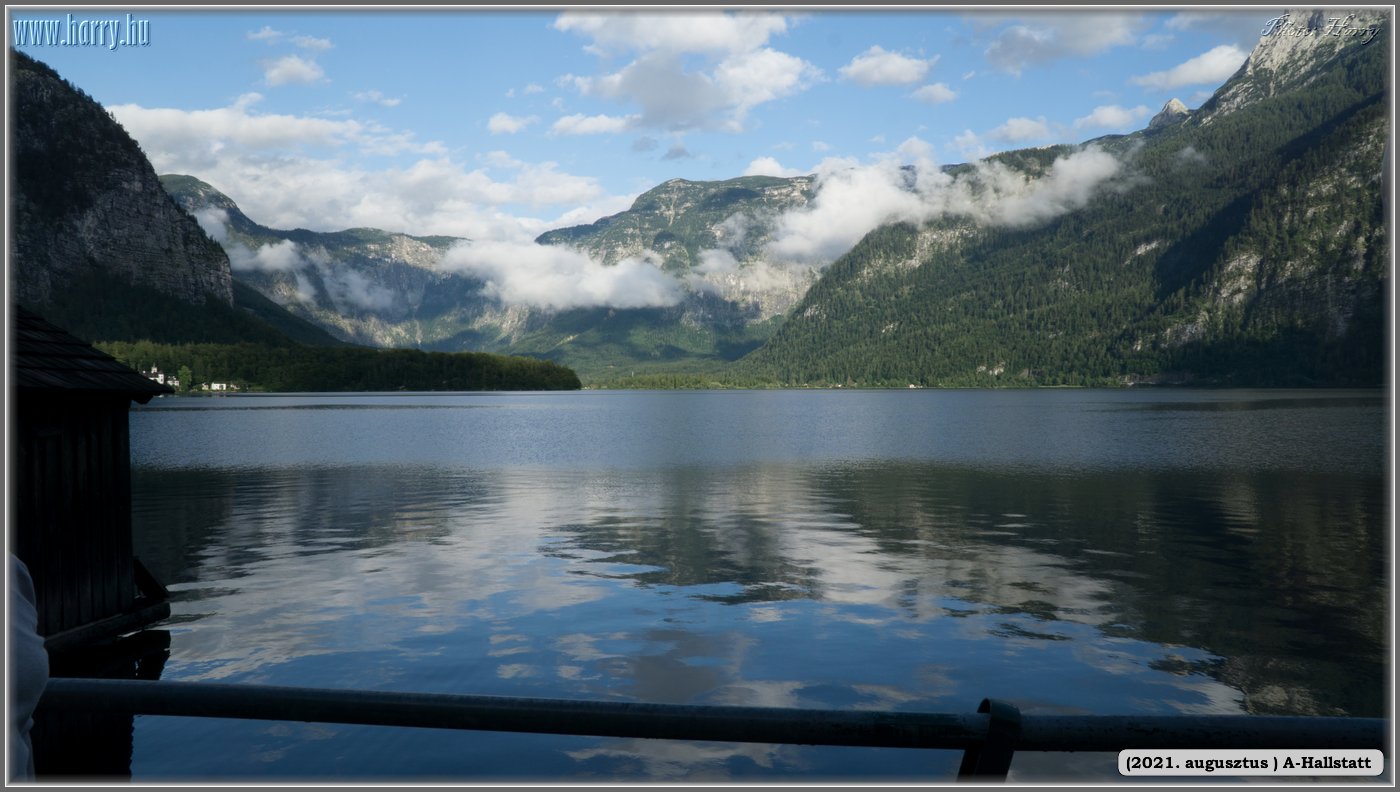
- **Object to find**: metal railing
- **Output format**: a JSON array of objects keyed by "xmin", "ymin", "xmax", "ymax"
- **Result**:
[{"xmin": 38, "ymin": 678, "xmax": 1389, "ymax": 782}]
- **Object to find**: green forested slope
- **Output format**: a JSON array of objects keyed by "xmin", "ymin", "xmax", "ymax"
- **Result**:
[
  {"xmin": 743, "ymin": 25, "xmax": 1388, "ymax": 387},
  {"xmin": 99, "ymin": 340, "xmax": 582, "ymax": 393}
]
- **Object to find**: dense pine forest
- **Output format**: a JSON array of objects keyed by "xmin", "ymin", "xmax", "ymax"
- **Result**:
[
  {"xmin": 99, "ymin": 339, "xmax": 582, "ymax": 393},
  {"xmin": 740, "ymin": 27, "xmax": 1388, "ymax": 388}
]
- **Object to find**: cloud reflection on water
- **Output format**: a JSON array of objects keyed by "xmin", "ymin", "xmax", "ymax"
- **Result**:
[{"xmin": 129, "ymin": 426, "xmax": 1385, "ymax": 779}]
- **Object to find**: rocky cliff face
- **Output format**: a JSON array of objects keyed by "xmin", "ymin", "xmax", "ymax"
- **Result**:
[
  {"xmin": 10, "ymin": 49, "xmax": 233, "ymax": 308},
  {"xmin": 747, "ymin": 8, "xmax": 1387, "ymax": 387},
  {"xmin": 537, "ymin": 175, "xmax": 819, "ymax": 326},
  {"xmin": 1148, "ymin": 98, "xmax": 1190, "ymax": 130},
  {"xmin": 1197, "ymin": 8, "xmax": 1388, "ymax": 124},
  {"xmin": 162, "ymin": 174, "xmax": 485, "ymax": 348},
  {"xmin": 541, "ymin": 176, "xmax": 815, "ymax": 266},
  {"xmin": 165, "ymin": 172, "xmax": 822, "ymax": 376}
]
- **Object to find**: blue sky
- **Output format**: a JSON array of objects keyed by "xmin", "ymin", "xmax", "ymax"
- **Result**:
[{"xmin": 10, "ymin": 7, "xmax": 1281, "ymax": 244}]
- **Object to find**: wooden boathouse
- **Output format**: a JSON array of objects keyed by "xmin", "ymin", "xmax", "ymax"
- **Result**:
[{"xmin": 11, "ymin": 306, "xmax": 171, "ymax": 653}]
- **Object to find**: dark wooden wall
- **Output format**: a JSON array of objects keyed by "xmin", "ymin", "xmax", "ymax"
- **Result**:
[{"xmin": 13, "ymin": 392, "xmax": 136, "ymax": 637}]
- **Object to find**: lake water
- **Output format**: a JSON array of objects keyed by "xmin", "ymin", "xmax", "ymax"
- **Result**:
[{"xmin": 117, "ymin": 389, "xmax": 1388, "ymax": 782}]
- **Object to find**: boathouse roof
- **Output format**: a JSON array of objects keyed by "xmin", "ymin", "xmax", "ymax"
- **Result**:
[{"xmin": 11, "ymin": 306, "xmax": 172, "ymax": 401}]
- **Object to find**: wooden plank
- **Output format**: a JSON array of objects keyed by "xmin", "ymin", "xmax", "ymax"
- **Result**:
[
  {"xmin": 60, "ymin": 413, "xmax": 81, "ymax": 635},
  {"xmin": 90, "ymin": 407, "xmax": 110, "ymax": 620},
  {"xmin": 74, "ymin": 411, "xmax": 94, "ymax": 628},
  {"xmin": 132, "ymin": 558, "xmax": 169, "ymax": 601},
  {"xmin": 114, "ymin": 403, "xmax": 135, "ymax": 612},
  {"xmin": 41, "ymin": 599, "xmax": 171, "ymax": 655},
  {"xmin": 95, "ymin": 406, "xmax": 116, "ymax": 621},
  {"xmin": 19, "ymin": 425, "xmax": 47, "ymax": 633},
  {"xmin": 41, "ymin": 426, "xmax": 64, "ymax": 636},
  {"xmin": 16, "ymin": 393, "xmax": 146, "ymax": 642},
  {"xmin": 100, "ymin": 407, "xmax": 121, "ymax": 619}
]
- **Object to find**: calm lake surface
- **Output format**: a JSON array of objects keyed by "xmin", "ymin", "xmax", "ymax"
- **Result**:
[{"xmin": 121, "ymin": 389, "xmax": 1389, "ymax": 782}]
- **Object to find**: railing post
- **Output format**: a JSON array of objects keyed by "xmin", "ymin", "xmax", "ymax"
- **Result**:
[{"xmin": 957, "ymin": 698, "xmax": 1021, "ymax": 782}]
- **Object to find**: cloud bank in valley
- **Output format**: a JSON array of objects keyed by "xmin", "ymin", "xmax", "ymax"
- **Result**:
[
  {"xmin": 447, "ymin": 141, "xmax": 1135, "ymax": 312},
  {"xmin": 194, "ymin": 208, "xmax": 398, "ymax": 312},
  {"xmin": 185, "ymin": 135, "xmax": 1133, "ymax": 315},
  {"xmin": 760, "ymin": 140, "xmax": 1131, "ymax": 268},
  {"xmin": 440, "ymin": 242, "xmax": 682, "ymax": 311}
]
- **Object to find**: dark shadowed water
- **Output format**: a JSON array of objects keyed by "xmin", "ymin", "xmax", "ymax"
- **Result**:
[{"xmin": 120, "ymin": 389, "xmax": 1388, "ymax": 782}]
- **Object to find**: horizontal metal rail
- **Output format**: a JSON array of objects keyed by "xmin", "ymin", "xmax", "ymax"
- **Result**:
[{"xmin": 38, "ymin": 678, "xmax": 1389, "ymax": 780}]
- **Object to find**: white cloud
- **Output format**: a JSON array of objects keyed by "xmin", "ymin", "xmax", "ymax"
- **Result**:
[
  {"xmin": 1163, "ymin": 10, "xmax": 1275, "ymax": 46},
  {"xmin": 1129, "ymin": 44, "xmax": 1249, "ymax": 90},
  {"xmin": 262, "ymin": 54, "xmax": 325, "ymax": 86},
  {"xmin": 555, "ymin": 11, "xmax": 821, "ymax": 133},
  {"xmin": 194, "ymin": 216, "xmax": 398, "ymax": 312},
  {"xmin": 481, "ymin": 150, "xmax": 525, "ymax": 169},
  {"xmin": 553, "ymin": 11, "xmax": 791, "ymax": 56},
  {"xmin": 951, "ymin": 129, "xmax": 990, "ymax": 160},
  {"xmin": 711, "ymin": 48, "xmax": 823, "ymax": 129},
  {"xmin": 966, "ymin": 146, "xmax": 1128, "ymax": 227},
  {"xmin": 811, "ymin": 141, "xmax": 830, "ymax": 152},
  {"xmin": 742, "ymin": 156, "xmax": 804, "ymax": 178},
  {"xmin": 765, "ymin": 154, "xmax": 930, "ymax": 265},
  {"xmin": 115, "ymin": 93, "xmax": 358, "ymax": 152},
  {"xmin": 320, "ymin": 264, "xmax": 397, "ymax": 312},
  {"xmin": 765, "ymin": 142, "xmax": 1131, "ymax": 267},
  {"xmin": 489, "ymin": 112, "xmax": 540, "ymax": 134},
  {"xmin": 293, "ymin": 35, "xmax": 333, "ymax": 51},
  {"xmin": 240, "ymin": 239, "xmax": 306, "ymax": 272},
  {"xmin": 982, "ymin": 13, "xmax": 1143, "ymax": 74},
  {"xmin": 895, "ymin": 136, "xmax": 935, "ymax": 164},
  {"xmin": 547, "ymin": 193, "xmax": 638, "ymax": 230},
  {"xmin": 441, "ymin": 242, "xmax": 683, "ymax": 311},
  {"xmin": 911, "ymin": 82, "xmax": 957, "ymax": 104},
  {"xmin": 196, "ymin": 191, "xmax": 649, "ymax": 316},
  {"xmin": 1073, "ymin": 104, "xmax": 1151, "ymax": 130},
  {"xmin": 111, "ymin": 99, "xmax": 615, "ymax": 239},
  {"xmin": 112, "ymin": 93, "xmax": 443, "ymax": 160},
  {"xmin": 508, "ymin": 83, "xmax": 546, "ymax": 99},
  {"xmin": 989, "ymin": 116, "xmax": 1051, "ymax": 142},
  {"xmin": 685, "ymin": 210, "xmax": 815, "ymax": 304},
  {"xmin": 1175, "ymin": 145, "xmax": 1209, "ymax": 166},
  {"xmin": 694, "ymin": 247, "xmax": 741, "ymax": 277},
  {"xmin": 839, "ymin": 46, "xmax": 935, "ymax": 86},
  {"xmin": 550, "ymin": 112, "xmax": 638, "ymax": 135},
  {"xmin": 662, "ymin": 142, "xmax": 693, "ymax": 160},
  {"xmin": 247, "ymin": 26, "xmax": 283, "ymax": 42},
  {"xmin": 354, "ymin": 90, "xmax": 402, "ymax": 107},
  {"xmin": 1165, "ymin": 12, "xmax": 1213, "ymax": 31},
  {"xmin": 195, "ymin": 224, "xmax": 310, "ymax": 276},
  {"xmin": 192, "ymin": 208, "xmax": 230, "ymax": 242}
]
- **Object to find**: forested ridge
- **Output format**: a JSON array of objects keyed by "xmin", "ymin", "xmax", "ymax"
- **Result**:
[
  {"xmin": 740, "ymin": 23, "xmax": 1388, "ymax": 387},
  {"xmin": 11, "ymin": 48, "xmax": 584, "ymax": 392},
  {"xmin": 11, "ymin": 21, "xmax": 1388, "ymax": 391},
  {"xmin": 99, "ymin": 340, "xmax": 582, "ymax": 393}
]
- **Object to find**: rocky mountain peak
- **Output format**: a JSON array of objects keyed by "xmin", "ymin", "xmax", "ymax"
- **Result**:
[
  {"xmin": 1198, "ymin": 8, "xmax": 1387, "ymax": 123},
  {"xmin": 10, "ymin": 49, "xmax": 234, "ymax": 308},
  {"xmin": 1149, "ymin": 98, "xmax": 1191, "ymax": 129}
]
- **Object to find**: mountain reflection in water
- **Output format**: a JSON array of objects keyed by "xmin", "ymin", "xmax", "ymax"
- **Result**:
[{"xmin": 126, "ymin": 390, "xmax": 1386, "ymax": 781}]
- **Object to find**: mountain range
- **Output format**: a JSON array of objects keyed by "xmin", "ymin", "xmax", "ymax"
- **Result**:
[
  {"xmin": 748, "ymin": 10, "xmax": 1388, "ymax": 387},
  {"xmin": 9, "ymin": 9, "xmax": 1390, "ymax": 387}
]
